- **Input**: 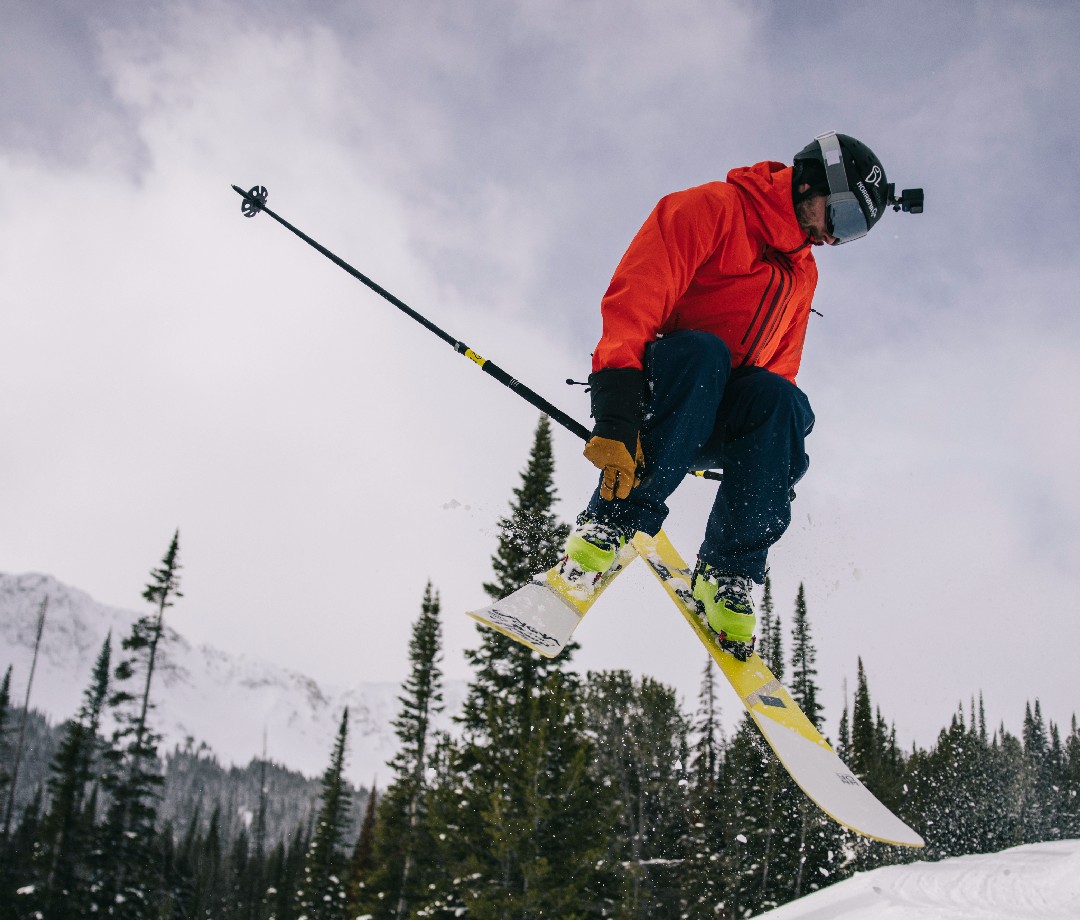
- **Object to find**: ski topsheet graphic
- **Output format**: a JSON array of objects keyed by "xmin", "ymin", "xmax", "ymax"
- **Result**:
[{"xmin": 468, "ymin": 529, "xmax": 924, "ymax": 848}]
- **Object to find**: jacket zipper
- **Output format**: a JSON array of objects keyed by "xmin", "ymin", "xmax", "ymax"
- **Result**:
[{"xmin": 740, "ymin": 250, "xmax": 794, "ymax": 366}]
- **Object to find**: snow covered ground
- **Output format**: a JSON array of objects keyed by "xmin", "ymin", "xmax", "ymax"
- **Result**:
[{"xmin": 759, "ymin": 840, "xmax": 1080, "ymax": 919}]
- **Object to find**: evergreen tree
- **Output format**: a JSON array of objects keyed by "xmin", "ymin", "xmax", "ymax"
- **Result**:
[
  {"xmin": 263, "ymin": 839, "xmax": 291, "ymax": 920},
  {"xmin": 980, "ymin": 723, "xmax": 1029, "ymax": 849},
  {"xmin": 788, "ymin": 584, "xmax": 822, "ymax": 731},
  {"xmin": 685, "ymin": 587, "xmax": 834, "ymax": 916},
  {"xmin": 389, "ymin": 583, "xmax": 443, "ymax": 919},
  {"xmin": 446, "ymin": 670, "xmax": 614, "ymax": 919},
  {"xmin": 4, "ymin": 788, "xmax": 46, "ymax": 917},
  {"xmin": 94, "ymin": 530, "xmax": 183, "ymax": 917},
  {"xmin": 846, "ymin": 660, "xmax": 909, "ymax": 871},
  {"xmin": 241, "ymin": 754, "xmax": 271, "ymax": 920},
  {"xmin": 1062, "ymin": 716, "xmax": 1080, "ymax": 838},
  {"xmin": 583, "ymin": 672, "xmax": 689, "ymax": 918},
  {"xmin": 154, "ymin": 818, "xmax": 188, "ymax": 918},
  {"xmin": 971, "ymin": 711, "xmax": 1015, "ymax": 850},
  {"xmin": 1023, "ymin": 700, "xmax": 1048, "ymax": 762},
  {"xmin": 409, "ymin": 732, "xmax": 469, "ymax": 920},
  {"xmin": 719, "ymin": 714, "xmax": 770, "ymax": 917},
  {"xmin": 355, "ymin": 584, "xmax": 445, "ymax": 919},
  {"xmin": 38, "ymin": 636, "xmax": 112, "ymax": 920},
  {"xmin": 0, "ymin": 667, "xmax": 11, "ymax": 824},
  {"xmin": 750, "ymin": 735, "xmax": 799, "ymax": 912},
  {"xmin": 482, "ymin": 415, "xmax": 568, "ymax": 599},
  {"xmin": 3, "ymin": 597, "xmax": 48, "ymax": 844},
  {"xmin": 226, "ymin": 826, "xmax": 260, "ymax": 920},
  {"xmin": 1015, "ymin": 699, "xmax": 1067, "ymax": 843},
  {"xmin": 0, "ymin": 668, "xmax": 17, "ymax": 920},
  {"xmin": 131, "ymin": 530, "xmax": 183, "ymax": 751},
  {"xmin": 267, "ymin": 822, "xmax": 311, "ymax": 920},
  {"xmin": 344, "ymin": 786, "xmax": 378, "ymax": 911},
  {"xmin": 294, "ymin": 708, "xmax": 352, "ymax": 920},
  {"xmin": 1046, "ymin": 720, "xmax": 1065, "ymax": 837},
  {"xmin": 774, "ymin": 586, "xmax": 838, "ymax": 898},
  {"xmin": 849, "ymin": 658, "xmax": 879, "ymax": 784},
  {"xmin": 190, "ymin": 806, "xmax": 226, "ymax": 917},
  {"xmin": 908, "ymin": 709, "xmax": 989, "ymax": 858},
  {"xmin": 835, "ymin": 691, "xmax": 852, "ymax": 766},
  {"xmin": 688, "ymin": 658, "xmax": 723, "ymax": 791},
  {"xmin": 758, "ymin": 576, "xmax": 784, "ymax": 677},
  {"xmin": 417, "ymin": 416, "xmax": 614, "ymax": 917},
  {"xmin": 461, "ymin": 415, "xmax": 572, "ymax": 735},
  {"xmin": 680, "ymin": 659, "xmax": 731, "ymax": 919}
]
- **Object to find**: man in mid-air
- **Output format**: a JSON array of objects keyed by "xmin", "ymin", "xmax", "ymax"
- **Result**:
[{"xmin": 562, "ymin": 132, "xmax": 921, "ymax": 660}]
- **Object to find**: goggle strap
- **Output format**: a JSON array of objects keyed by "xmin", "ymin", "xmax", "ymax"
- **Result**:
[{"xmin": 815, "ymin": 131, "xmax": 850, "ymax": 197}]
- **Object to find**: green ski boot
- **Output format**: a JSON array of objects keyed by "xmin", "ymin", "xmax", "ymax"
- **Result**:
[
  {"xmin": 559, "ymin": 517, "xmax": 632, "ymax": 589},
  {"xmin": 691, "ymin": 561, "xmax": 756, "ymax": 661}
]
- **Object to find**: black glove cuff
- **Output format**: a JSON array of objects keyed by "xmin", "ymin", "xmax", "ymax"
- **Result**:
[{"xmin": 588, "ymin": 367, "xmax": 645, "ymax": 454}]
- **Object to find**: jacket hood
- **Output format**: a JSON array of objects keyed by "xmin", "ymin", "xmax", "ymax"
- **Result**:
[{"xmin": 725, "ymin": 161, "xmax": 809, "ymax": 254}]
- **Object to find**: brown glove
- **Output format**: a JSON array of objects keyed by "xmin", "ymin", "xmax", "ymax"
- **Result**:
[{"xmin": 584, "ymin": 435, "xmax": 644, "ymax": 501}]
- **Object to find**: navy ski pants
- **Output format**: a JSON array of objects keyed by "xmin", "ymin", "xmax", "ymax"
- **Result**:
[{"xmin": 585, "ymin": 329, "xmax": 815, "ymax": 583}]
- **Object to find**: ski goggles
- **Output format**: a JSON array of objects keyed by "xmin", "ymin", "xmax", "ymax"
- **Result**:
[{"xmin": 816, "ymin": 131, "xmax": 869, "ymax": 245}]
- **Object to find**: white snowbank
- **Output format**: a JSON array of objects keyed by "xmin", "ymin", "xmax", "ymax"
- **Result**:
[{"xmin": 759, "ymin": 840, "xmax": 1080, "ymax": 919}]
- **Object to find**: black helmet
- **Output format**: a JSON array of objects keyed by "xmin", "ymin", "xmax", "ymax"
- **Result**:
[{"xmin": 793, "ymin": 132, "xmax": 889, "ymax": 242}]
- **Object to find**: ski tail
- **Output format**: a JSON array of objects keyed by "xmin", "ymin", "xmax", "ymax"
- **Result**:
[{"xmin": 467, "ymin": 541, "xmax": 638, "ymax": 658}]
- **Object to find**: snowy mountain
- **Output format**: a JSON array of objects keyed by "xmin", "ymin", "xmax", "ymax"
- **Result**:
[
  {"xmin": 0, "ymin": 572, "xmax": 465, "ymax": 785},
  {"xmin": 759, "ymin": 839, "xmax": 1080, "ymax": 919}
]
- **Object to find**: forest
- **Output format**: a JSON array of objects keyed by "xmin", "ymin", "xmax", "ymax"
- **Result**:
[{"xmin": 1, "ymin": 416, "xmax": 1078, "ymax": 920}]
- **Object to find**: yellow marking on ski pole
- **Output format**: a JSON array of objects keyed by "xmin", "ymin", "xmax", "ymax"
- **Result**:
[{"xmin": 463, "ymin": 348, "xmax": 487, "ymax": 367}]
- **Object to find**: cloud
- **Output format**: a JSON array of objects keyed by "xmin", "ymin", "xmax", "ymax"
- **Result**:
[{"xmin": 2, "ymin": 0, "xmax": 1079, "ymax": 750}]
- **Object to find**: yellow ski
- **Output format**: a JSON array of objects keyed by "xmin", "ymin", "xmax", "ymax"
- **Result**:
[{"xmin": 632, "ymin": 530, "xmax": 924, "ymax": 848}]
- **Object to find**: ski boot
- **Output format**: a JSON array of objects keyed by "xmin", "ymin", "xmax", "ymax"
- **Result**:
[
  {"xmin": 691, "ymin": 561, "xmax": 756, "ymax": 661},
  {"xmin": 557, "ymin": 516, "xmax": 632, "ymax": 592}
]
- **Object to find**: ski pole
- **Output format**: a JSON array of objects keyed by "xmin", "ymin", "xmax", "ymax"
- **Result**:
[{"xmin": 231, "ymin": 184, "xmax": 721, "ymax": 481}]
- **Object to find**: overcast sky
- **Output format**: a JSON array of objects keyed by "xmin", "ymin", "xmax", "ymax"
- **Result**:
[{"xmin": 3, "ymin": 0, "xmax": 1079, "ymax": 751}]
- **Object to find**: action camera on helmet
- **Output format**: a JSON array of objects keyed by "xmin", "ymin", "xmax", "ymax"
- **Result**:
[{"xmin": 889, "ymin": 186, "xmax": 924, "ymax": 214}]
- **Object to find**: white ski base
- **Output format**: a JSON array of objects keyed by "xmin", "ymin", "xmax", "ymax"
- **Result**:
[
  {"xmin": 755, "ymin": 708, "xmax": 925, "ymax": 847},
  {"xmin": 466, "ymin": 581, "xmax": 581, "ymax": 658}
]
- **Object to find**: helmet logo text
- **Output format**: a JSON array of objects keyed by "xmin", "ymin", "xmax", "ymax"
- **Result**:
[{"xmin": 856, "ymin": 182, "xmax": 879, "ymax": 218}]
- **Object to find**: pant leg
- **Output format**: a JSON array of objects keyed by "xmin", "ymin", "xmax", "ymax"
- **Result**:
[
  {"xmin": 697, "ymin": 367, "xmax": 815, "ymax": 583},
  {"xmin": 586, "ymin": 330, "xmax": 732, "ymax": 534}
]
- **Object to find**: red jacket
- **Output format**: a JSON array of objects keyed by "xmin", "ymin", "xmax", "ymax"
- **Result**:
[{"xmin": 592, "ymin": 162, "xmax": 818, "ymax": 384}]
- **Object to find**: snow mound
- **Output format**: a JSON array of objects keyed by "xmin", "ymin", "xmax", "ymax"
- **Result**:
[{"xmin": 760, "ymin": 840, "xmax": 1080, "ymax": 919}]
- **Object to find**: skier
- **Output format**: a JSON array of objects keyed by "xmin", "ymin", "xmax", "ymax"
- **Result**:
[{"xmin": 562, "ymin": 132, "xmax": 905, "ymax": 660}]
